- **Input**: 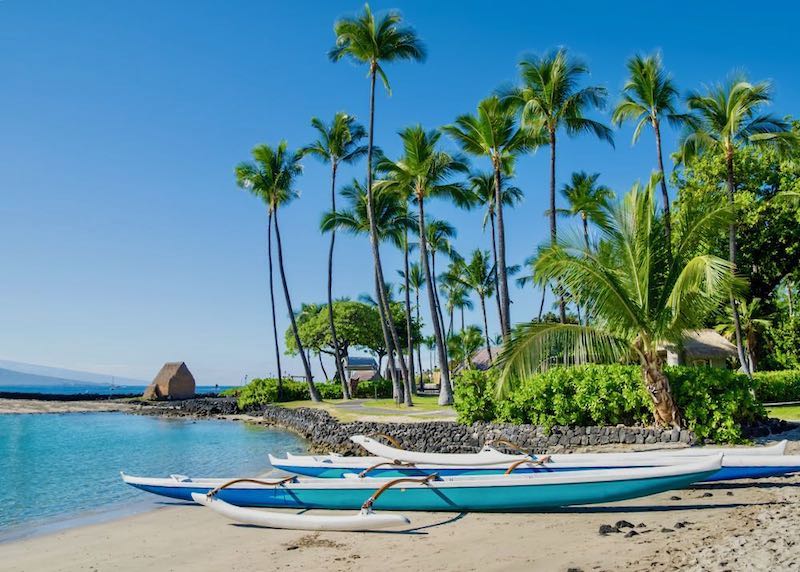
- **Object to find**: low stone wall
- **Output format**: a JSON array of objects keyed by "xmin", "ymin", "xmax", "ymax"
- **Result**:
[{"xmin": 258, "ymin": 405, "xmax": 696, "ymax": 454}]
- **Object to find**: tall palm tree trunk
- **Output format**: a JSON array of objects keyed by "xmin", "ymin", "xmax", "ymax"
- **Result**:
[
  {"xmin": 374, "ymin": 269, "xmax": 402, "ymax": 401},
  {"xmin": 317, "ymin": 353, "xmax": 329, "ymax": 381},
  {"xmin": 492, "ymin": 164, "xmax": 511, "ymax": 336},
  {"xmin": 267, "ymin": 210, "xmax": 283, "ymax": 400},
  {"xmin": 415, "ymin": 289, "xmax": 424, "ymax": 390},
  {"xmin": 725, "ymin": 151, "xmax": 752, "ymax": 377},
  {"xmin": 488, "ymin": 211, "xmax": 503, "ymax": 331},
  {"xmin": 430, "ymin": 250, "xmax": 448, "ymax": 361},
  {"xmin": 549, "ymin": 131, "xmax": 567, "ymax": 323},
  {"xmin": 418, "ymin": 196, "xmax": 453, "ymax": 405},
  {"xmin": 480, "ymin": 295, "xmax": 493, "ymax": 363},
  {"xmin": 402, "ymin": 229, "xmax": 415, "ymax": 403},
  {"xmin": 653, "ymin": 120, "xmax": 672, "ymax": 253},
  {"xmin": 327, "ymin": 162, "xmax": 350, "ymax": 398},
  {"xmin": 365, "ymin": 65, "xmax": 411, "ymax": 391},
  {"xmin": 272, "ymin": 207, "xmax": 321, "ymax": 401}
]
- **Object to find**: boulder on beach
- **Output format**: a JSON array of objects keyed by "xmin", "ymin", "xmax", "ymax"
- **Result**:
[{"xmin": 142, "ymin": 362, "xmax": 196, "ymax": 400}]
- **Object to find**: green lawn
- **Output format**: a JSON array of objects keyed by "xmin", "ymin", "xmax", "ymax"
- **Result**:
[{"xmin": 767, "ymin": 405, "xmax": 800, "ymax": 421}]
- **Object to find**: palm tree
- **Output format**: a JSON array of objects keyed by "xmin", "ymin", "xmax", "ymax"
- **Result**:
[
  {"xmin": 301, "ymin": 112, "xmax": 367, "ymax": 398},
  {"xmin": 321, "ymin": 179, "xmax": 414, "ymax": 400},
  {"xmin": 453, "ymin": 249, "xmax": 496, "ymax": 363},
  {"xmin": 612, "ymin": 53, "xmax": 687, "ymax": 250},
  {"xmin": 447, "ymin": 325, "xmax": 484, "ymax": 371},
  {"xmin": 676, "ymin": 75, "xmax": 796, "ymax": 376},
  {"xmin": 716, "ymin": 298, "xmax": 772, "ymax": 372},
  {"xmin": 468, "ymin": 169, "xmax": 523, "ymax": 331},
  {"xmin": 507, "ymin": 48, "xmax": 614, "ymax": 322},
  {"xmin": 235, "ymin": 142, "xmax": 321, "ymax": 402},
  {"xmin": 442, "ymin": 279, "xmax": 473, "ymax": 335},
  {"xmin": 443, "ymin": 96, "xmax": 540, "ymax": 336},
  {"xmin": 407, "ymin": 262, "xmax": 426, "ymax": 388},
  {"xmin": 330, "ymin": 4, "xmax": 425, "ymax": 394},
  {"xmin": 499, "ymin": 174, "xmax": 736, "ymax": 428},
  {"xmin": 556, "ymin": 171, "xmax": 614, "ymax": 251},
  {"xmin": 377, "ymin": 126, "xmax": 470, "ymax": 405},
  {"xmin": 424, "ymin": 218, "xmax": 460, "ymax": 353}
]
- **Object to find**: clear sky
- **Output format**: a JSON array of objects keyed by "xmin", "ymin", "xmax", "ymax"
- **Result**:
[{"xmin": 1, "ymin": 1, "xmax": 798, "ymax": 385}]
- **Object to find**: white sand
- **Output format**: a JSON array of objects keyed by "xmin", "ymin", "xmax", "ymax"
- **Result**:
[{"xmin": 3, "ymin": 456, "xmax": 800, "ymax": 571}]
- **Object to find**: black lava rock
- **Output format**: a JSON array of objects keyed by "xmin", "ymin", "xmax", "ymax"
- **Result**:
[{"xmin": 599, "ymin": 524, "xmax": 619, "ymax": 535}]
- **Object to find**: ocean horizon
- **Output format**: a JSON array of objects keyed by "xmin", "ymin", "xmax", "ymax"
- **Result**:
[{"xmin": 0, "ymin": 384, "xmax": 236, "ymax": 396}]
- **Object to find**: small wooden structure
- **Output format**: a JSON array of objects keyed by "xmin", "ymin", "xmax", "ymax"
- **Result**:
[{"xmin": 142, "ymin": 362, "xmax": 196, "ymax": 400}]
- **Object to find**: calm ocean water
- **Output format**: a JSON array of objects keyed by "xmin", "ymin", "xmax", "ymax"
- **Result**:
[
  {"xmin": 0, "ymin": 413, "xmax": 305, "ymax": 540},
  {"xmin": 0, "ymin": 384, "xmax": 233, "ymax": 395}
]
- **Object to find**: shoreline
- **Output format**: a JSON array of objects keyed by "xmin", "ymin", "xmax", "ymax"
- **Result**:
[{"xmin": 2, "ymin": 468, "xmax": 799, "ymax": 571}]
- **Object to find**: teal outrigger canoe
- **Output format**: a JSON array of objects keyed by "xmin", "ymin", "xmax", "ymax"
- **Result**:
[{"xmin": 121, "ymin": 455, "xmax": 721, "ymax": 512}]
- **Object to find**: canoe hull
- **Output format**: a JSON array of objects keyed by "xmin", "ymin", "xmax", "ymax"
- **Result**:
[
  {"xmin": 123, "ymin": 467, "xmax": 718, "ymax": 511},
  {"xmin": 272, "ymin": 462, "xmax": 800, "ymax": 483}
]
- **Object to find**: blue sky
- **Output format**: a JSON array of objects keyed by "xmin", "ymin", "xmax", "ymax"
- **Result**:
[{"xmin": 1, "ymin": 1, "xmax": 798, "ymax": 385}]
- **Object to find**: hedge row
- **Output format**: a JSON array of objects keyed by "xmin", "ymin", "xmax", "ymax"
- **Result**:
[
  {"xmin": 453, "ymin": 365, "xmax": 766, "ymax": 443},
  {"xmin": 223, "ymin": 377, "xmax": 394, "ymax": 410},
  {"xmin": 752, "ymin": 370, "xmax": 800, "ymax": 403}
]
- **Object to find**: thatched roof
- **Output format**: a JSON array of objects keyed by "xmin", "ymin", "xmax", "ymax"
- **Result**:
[
  {"xmin": 153, "ymin": 362, "xmax": 194, "ymax": 385},
  {"xmin": 143, "ymin": 361, "xmax": 195, "ymax": 400},
  {"xmin": 659, "ymin": 329, "xmax": 737, "ymax": 358}
]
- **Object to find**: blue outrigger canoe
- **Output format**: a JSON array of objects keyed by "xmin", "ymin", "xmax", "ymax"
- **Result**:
[
  {"xmin": 121, "ymin": 456, "xmax": 721, "ymax": 512},
  {"xmin": 267, "ymin": 438, "xmax": 797, "ymax": 482}
]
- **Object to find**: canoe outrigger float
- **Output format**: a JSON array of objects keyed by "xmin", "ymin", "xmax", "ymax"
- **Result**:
[
  {"xmin": 121, "ymin": 455, "xmax": 721, "ymax": 512},
  {"xmin": 267, "ymin": 437, "xmax": 796, "ymax": 482}
]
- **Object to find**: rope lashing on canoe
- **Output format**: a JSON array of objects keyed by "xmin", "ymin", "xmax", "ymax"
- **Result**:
[
  {"xmin": 367, "ymin": 432, "xmax": 403, "ymax": 449},
  {"xmin": 503, "ymin": 456, "xmax": 553, "ymax": 475},
  {"xmin": 205, "ymin": 476, "xmax": 297, "ymax": 499},
  {"xmin": 487, "ymin": 438, "xmax": 536, "ymax": 457},
  {"xmin": 360, "ymin": 474, "xmax": 439, "ymax": 511},
  {"xmin": 357, "ymin": 460, "xmax": 417, "ymax": 478}
]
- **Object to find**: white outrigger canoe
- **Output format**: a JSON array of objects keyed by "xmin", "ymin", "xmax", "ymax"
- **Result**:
[{"xmin": 266, "ymin": 437, "xmax": 796, "ymax": 482}]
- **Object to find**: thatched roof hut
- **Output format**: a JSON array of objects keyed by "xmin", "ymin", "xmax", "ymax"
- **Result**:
[
  {"xmin": 142, "ymin": 362, "xmax": 196, "ymax": 400},
  {"xmin": 658, "ymin": 329, "xmax": 737, "ymax": 367}
]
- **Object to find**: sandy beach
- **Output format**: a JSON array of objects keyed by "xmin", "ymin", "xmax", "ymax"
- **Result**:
[{"xmin": 2, "ymin": 436, "xmax": 799, "ymax": 572}]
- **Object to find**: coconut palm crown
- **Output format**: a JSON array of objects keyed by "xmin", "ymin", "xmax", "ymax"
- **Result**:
[{"xmin": 498, "ymin": 173, "xmax": 736, "ymax": 428}]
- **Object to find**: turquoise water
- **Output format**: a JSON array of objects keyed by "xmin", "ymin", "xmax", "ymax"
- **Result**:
[{"xmin": 0, "ymin": 413, "xmax": 305, "ymax": 539}]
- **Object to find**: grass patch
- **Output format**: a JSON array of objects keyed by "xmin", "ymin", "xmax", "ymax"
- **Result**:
[
  {"xmin": 278, "ymin": 395, "xmax": 452, "ymax": 422},
  {"xmin": 767, "ymin": 405, "xmax": 800, "ymax": 421}
]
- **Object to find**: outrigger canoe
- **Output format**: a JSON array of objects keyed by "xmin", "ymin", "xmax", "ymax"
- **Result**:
[
  {"xmin": 121, "ymin": 455, "xmax": 721, "ymax": 512},
  {"xmin": 266, "ymin": 437, "xmax": 794, "ymax": 482},
  {"xmin": 350, "ymin": 435, "xmax": 788, "ymax": 465}
]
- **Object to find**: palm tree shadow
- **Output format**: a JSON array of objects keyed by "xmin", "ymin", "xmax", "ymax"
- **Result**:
[
  {"xmin": 542, "ymin": 501, "xmax": 776, "ymax": 514},
  {"xmin": 690, "ymin": 480, "xmax": 800, "ymax": 490}
]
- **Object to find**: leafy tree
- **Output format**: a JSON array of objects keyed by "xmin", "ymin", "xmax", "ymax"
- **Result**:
[
  {"xmin": 443, "ymin": 96, "xmax": 540, "ymax": 336},
  {"xmin": 612, "ymin": 53, "xmax": 687, "ymax": 248},
  {"xmin": 499, "ymin": 175, "xmax": 736, "ymax": 428},
  {"xmin": 302, "ymin": 112, "xmax": 367, "ymax": 397},
  {"xmin": 507, "ymin": 48, "xmax": 614, "ymax": 322},
  {"xmin": 676, "ymin": 75, "xmax": 797, "ymax": 375},
  {"xmin": 235, "ymin": 142, "xmax": 321, "ymax": 402},
  {"xmin": 377, "ymin": 126, "xmax": 470, "ymax": 405},
  {"xmin": 330, "ymin": 4, "xmax": 425, "ymax": 394}
]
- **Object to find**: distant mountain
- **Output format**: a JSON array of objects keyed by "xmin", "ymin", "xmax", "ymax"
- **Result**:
[{"xmin": 0, "ymin": 360, "xmax": 146, "ymax": 387}]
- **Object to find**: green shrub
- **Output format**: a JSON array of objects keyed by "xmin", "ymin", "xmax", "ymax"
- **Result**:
[
  {"xmin": 752, "ymin": 370, "xmax": 800, "ymax": 403},
  {"xmin": 453, "ymin": 369, "xmax": 498, "ymax": 423},
  {"xmin": 494, "ymin": 365, "xmax": 651, "ymax": 427},
  {"xmin": 230, "ymin": 377, "xmax": 395, "ymax": 409},
  {"xmin": 453, "ymin": 365, "xmax": 765, "ymax": 443},
  {"xmin": 352, "ymin": 378, "xmax": 394, "ymax": 399},
  {"xmin": 668, "ymin": 367, "xmax": 764, "ymax": 442}
]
